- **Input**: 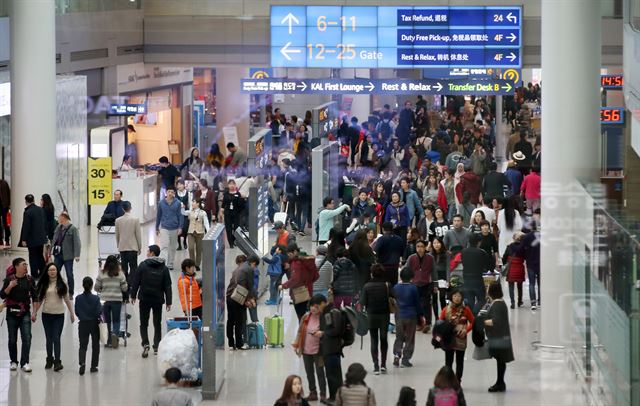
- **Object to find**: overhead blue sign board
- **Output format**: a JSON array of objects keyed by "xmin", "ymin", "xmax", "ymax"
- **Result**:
[
  {"xmin": 241, "ymin": 78, "xmax": 514, "ymax": 95},
  {"xmin": 108, "ymin": 103, "xmax": 146, "ymax": 116},
  {"xmin": 271, "ymin": 6, "xmax": 522, "ymax": 69}
]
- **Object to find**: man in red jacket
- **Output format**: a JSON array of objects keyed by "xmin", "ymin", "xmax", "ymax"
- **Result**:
[
  {"xmin": 520, "ymin": 167, "xmax": 541, "ymax": 214},
  {"xmin": 406, "ymin": 240, "xmax": 435, "ymax": 333},
  {"xmin": 280, "ymin": 244, "xmax": 319, "ymax": 321},
  {"xmin": 456, "ymin": 167, "xmax": 482, "ymax": 206}
]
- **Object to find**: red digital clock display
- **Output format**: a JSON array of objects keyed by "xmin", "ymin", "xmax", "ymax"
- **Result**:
[
  {"xmin": 601, "ymin": 75, "xmax": 623, "ymax": 89},
  {"xmin": 600, "ymin": 108, "xmax": 624, "ymax": 125}
]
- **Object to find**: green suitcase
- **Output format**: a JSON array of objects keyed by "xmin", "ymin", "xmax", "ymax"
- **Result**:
[{"xmin": 265, "ymin": 294, "xmax": 285, "ymax": 347}]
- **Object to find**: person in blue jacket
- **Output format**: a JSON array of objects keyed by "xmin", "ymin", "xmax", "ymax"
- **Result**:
[
  {"xmin": 398, "ymin": 178, "xmax": 424, "ymax": 227},
  {"xmin": 392, "ymin": 267, "xmax": 424, "ymax": 368},
  {"xmin": 75, "ymin": 276, "xmax": 102, "ymax": 375},
  {"xmin": 384, "ymin": 191, "xmax": 411, "ymax": 246},
  {"xmin": 263, "ymin": 245, "xmax": 287, "ymax": 305}
]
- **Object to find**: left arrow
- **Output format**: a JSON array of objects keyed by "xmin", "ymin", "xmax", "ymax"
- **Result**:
[
  {"xmin": 281, "ymin": 12, "xmax": 300, "ymax": 35},
  {"xmin": 280, "ymin": 42, "xmax": 301, "ymax": 61}
]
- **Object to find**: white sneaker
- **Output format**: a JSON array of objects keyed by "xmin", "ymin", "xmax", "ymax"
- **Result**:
[
  {"xmin": 10, "ymin": 362, "xmax": 18, "ymax": 371},
  {"xmin": 21, "ymin": 363, "xmax": 32, "ymax": 372}
]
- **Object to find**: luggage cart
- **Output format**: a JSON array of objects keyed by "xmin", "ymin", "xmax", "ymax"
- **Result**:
[{"xmin": 97, "ymin": 226, "xmax": 119, "ymax": 267}]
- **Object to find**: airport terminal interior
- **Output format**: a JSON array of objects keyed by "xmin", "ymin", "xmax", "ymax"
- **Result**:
[{"xmin": 1, "ymin": 1, "xmax": 640, "ymax": 405}]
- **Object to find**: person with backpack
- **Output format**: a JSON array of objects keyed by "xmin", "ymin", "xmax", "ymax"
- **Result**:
[
  {"xmin": 360, "ymin": 264, "xmax": 391, "ymax": 375},
  {"xmin": 1, "ymin": 257, "xmax": 37, "ymax": 372},
  {"xmin": 439, "ymin": 288, "xmax": 474, "ymax": 383},
  {"xmin": 263, "ymin": 244, "xmax": 287, "ymax": 305},
  {"xmin": 292, "ymin": 295, "xmax": 328, "ymax": 403},
  {"xmin": 178, "ymin": 258, "xmax": 202, "ymax": 319},
  {"xmin": 130, "ymin": 244, "xmax": 172, "ymax": 358},
  {"xmin": 335, "ymin": 362, "xmax": 377, "ymax": 406},
  {"xmin": 95, "ymin": 255, "xmax": 128, "ymax": 349},
  {"xmin": 280, "ymin": 244, "xmax": 319, "ymax": 321},
  {"xmin": 425, "ymin": 366, "xmax": 467, "ymax": 406},
  {"xmin": 314, "ymin": 293, "xmax": 346, "ymax": 405},
  {"xmin": 51, "ymin": 211, "xmax": 81, "ymax": 298},
  {"xmin": 392, "ymin": 267, "xmax": 424, "ymax": 368},
  {"xmin": 32, "ymin": 263, "xmax": 76, "ymax": 371},
  {"xmin": 331, "ymin": 247, "xmax": 357, "ymax": 308},
  {"xmin": 75, "ymin": 276, "xmax": 102, "ymax": 375}
]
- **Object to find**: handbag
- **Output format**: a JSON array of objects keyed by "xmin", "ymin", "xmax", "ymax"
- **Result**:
[
  {"xmin": 99, "ymin": 320, "xmax": 109, "ymax": 345},
  {"xmin": 230, "ymin": 284, "xmax": 249, "ymax": 305},
  {"xmin": 472, "ymin": 343, "xmax": 491, "ymax": 360},
  {"xmin": 386, "ymin": 283, "xmax": 398, "ymax": 314},
  {"xmin": 501, "ymin": 258, "xmax": 511, "ymax": 278},
  {"xmin": 292, "ymin": 285, "xmax": 310, "ymax": 304}
]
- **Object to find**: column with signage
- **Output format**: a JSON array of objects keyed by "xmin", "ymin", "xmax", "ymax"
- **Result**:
[{"xmin": 312, "ymin": 101, "xmax": 339, "ymax": 144}]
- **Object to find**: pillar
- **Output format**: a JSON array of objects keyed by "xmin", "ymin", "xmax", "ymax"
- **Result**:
[
  {"xmin": 494, "ymin": 95, "xmax": 505, "ymax": 165},
  {"xmin": 540, "ymin": 0, "xmax": 601, "ymax": 346},
  {"xmin": 9, "ymin": 0, "xmax": 57, "ymax": 247},
  {"xmin": 215, "ymin": 67, "xmax": 251, "ymax": 151}
]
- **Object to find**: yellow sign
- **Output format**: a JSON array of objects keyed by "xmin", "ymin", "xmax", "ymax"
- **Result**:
[
  {"xmin": 501, "ymin": 68, "xmax": 520, "ymax": 84},
  {"xmin": 88, "ymin": 157, "xmax": 112, "ymax": 205}
]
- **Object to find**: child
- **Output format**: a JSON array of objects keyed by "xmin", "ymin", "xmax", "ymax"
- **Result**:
[
  {"xmin": 178, "ymin": 259, "xmax": 203, "ymax": 319},
  {"xmin": 151, "ymin": 368, "xmax": 194, "ymax": 406},
  {"xmin": 263, "ymin": 245, "xmax": 287, "ymax": 305},
  {"xmin": 426, "ymin": 366, "xmax": 467, "ymax": 406},
  {"xmin": 392, "ymin": 267, "xmax": 424, "ymax": 368},
  {"xmin": 75, "ymin": 276, "xmax": 102, "ymax": 375}
]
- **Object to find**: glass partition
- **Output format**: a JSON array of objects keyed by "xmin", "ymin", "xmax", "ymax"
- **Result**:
[{"xmin": 632, "ymin": 0, "xmax": 640, "ymax": 29}]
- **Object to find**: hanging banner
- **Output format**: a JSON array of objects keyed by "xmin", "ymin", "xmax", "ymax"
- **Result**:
[{"xmin": 88, "ymin": 157, "xmax": 112, "ymax": 205}]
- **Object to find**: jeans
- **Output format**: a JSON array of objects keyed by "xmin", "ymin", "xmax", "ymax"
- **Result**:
[
  {"xmin": 393, "ymin": 318, "xmax": 417, "ymax": 361},
  {"xmin": 303, "ymin": 353, "xmax": 327, "ymax": 395},
  {"xmin": 528, "ymin": 266, "xmax": 540, "ymax": 305},
  {"xmin": 416, "ymin": 284, "xmax": 434, "ymax": 326},
  {"xmin": 139, "ymin": 301, "xmax": 163, "ymax": 349},
  {"xmin": 268, "ymin": 275, "xmax": 279, "ymax": 302},
  {"xmin": 187, "ymin": 233, "xmax": 204, "ymax": 268},
  {"xmin": 226, "ymin": 298, "xmax": 246, "ymax": 348},
  {"xmin": 78, "ymin": 320, "xmax": 100, "ymax": 368},
  {"xmin": 119, "ymin": 251, "xmax": 138, "ymax": 284},
  {"xmin": 332, "ymin": 294, "xmax": 352, "ymax": 309},
  {"xmin": 54, "ymin": 256, "xmax": 75, "ymax": 297},
  {"xmin": 0, "ymin": 206, "xmax": 10, "ymax": 244},
  {"xmin": 508, "ymin": 282, "xmax": 523, "ymax": 305},
  {"xmin": 324, "ymin": 353, "xmax": 343, "ymax": 401},
  {"xmin": 6, "ymin": 311, "xmax": 32, "ymax": 366},
  {"xmin": 159, "ymin": 228, "xmax": 179, "ymax": 269},
  {"xmin": 447, "ymin": 203, "xmax": 458, "ymax": 222},
  {"xmin": 27, "ymin": 245, "xmax": 45, "ymax": 280},
  {"xmin": 463, "ymin": 283, "xmax": 486, "ymax": 314},
  {"xmin": 445, "ymin": 349, "xmax": 466, "ymax": 382},
  {"xmin": 42, "ymin": 313, "xmax": 64, "ymax": 361},
  {"xmin": 103, "ymin": 301, "xmax": 122, "ymax": 338}
]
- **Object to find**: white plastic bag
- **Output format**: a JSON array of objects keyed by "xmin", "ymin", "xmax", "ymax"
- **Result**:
[
  {"xmin": 157, "ymin": 328, "xmax": 199, "ymax": 380},
  {"xmin": 99, "ymin": 322, "xmax": 109, "ymax": 345}
]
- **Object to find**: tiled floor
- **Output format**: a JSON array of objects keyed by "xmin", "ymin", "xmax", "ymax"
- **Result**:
[{"xmin": 0, "ymin": 223, "xmax": 587, "ymax": 406}]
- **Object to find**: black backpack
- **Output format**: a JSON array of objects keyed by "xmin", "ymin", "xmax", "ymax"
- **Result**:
[
  {"xmin": 338, "ymin": 306, "xmax": 357, "ymax": 348},
  {"xmin": 378, "ymin": 120, "xmax": 392, "ymax": 140},
  {"xmin": 142, "ymin": 266, "xmax": 165, "ymax": 295}
]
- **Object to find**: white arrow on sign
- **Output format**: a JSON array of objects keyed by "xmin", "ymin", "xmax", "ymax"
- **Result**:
[
  {"xmin": 507, "ymin": 33, "xmax": 517, "ymax": 43},
  {"xmin": 507, "ymin": 12, "xmax": 517, "ymax": 24},
  {"xmin": 297, "ymin": 81, "xmax": 307, "ymax": 92},
  {"xmin": 506, "ymin": 52, "xmax": 517, "ymax": 62},
  {"xmin": 434, "ymin": 82, "xmax": 443, "ymax": 92},
  {"xmin": 366, "ymin": 82, "xmax": 375, "ymax": 92},
  {"xmin": 280, "ymin": 42, "xmax": 301, "ymax": 61},
  {"xmin": 281, "ymin": 12, "xmax": 300, "ymax": 35}
]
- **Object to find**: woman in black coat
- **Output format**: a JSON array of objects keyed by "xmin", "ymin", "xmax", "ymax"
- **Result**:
[
  {"xmin": 483, "ymin": 281, "xmax": 515, "ymax": 392},
  {"xmin": 359, "ymin": 263, "xmax": 392, "ymax": 375}
]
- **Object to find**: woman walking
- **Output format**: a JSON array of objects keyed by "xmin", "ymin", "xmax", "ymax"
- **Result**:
[
  {"xmin": 439, "ymin": 288, "xmax": 474, "ymax": 382},
  {"xmin": 185, "ymin": 198, "xmax": 211, "ymax": 270},
  {"xmin": 360, "ymin": 264, "xmax": 391, "ymax": 375},
  {"xmin": 32, "ymin": 263, "xmax": 75, "ymax": 371},
  {"xmin": 502, "ymin": 232, "xmax": 526, "ymax": 309},
  {"xmin": 95, "ymin": 255, "xmax": 128, "ymax": 349},
  {"xmin": 292, "ymin": 296, "xmax": 327, "ymax": 403},
  {"xmin": 484, "ymin": 282, "xmax": 515, "ymax": 392}
]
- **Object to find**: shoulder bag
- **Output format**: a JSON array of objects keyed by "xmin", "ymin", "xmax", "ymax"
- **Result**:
[
  {"xmin": 52, "ymin": 226, "xmax": 71, "ymax": 257},
  {"xmin": 292, "ymin": 285, "xmax": 310, "ymax": 304},
  {"xmin": 386, "ymin": 283, "xmax": 398, "ymax": 314},
  {"xmin": 230, "ymin": 284, "xmax": 249, "ymax": 305}
]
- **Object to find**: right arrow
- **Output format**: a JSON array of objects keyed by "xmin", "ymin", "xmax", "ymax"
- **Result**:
[
  {"xmin": 506, "ymin": 52, "xmax": 517, "ymax": 62},
  {"xmin": 366, "ymin": 82, "xmax": 375, "ymax": 92},
  {"xmin": 434, "ymin": 82, "xmax": 443, "ymax": 92},
  {"xmin": 297, "ymin": 81, "xmax": 307, "ymax": 92},
  {"xmin": 507, "ymin": 33, "xmax": 517, "ymax": 43},
  {"xmin": 281, "ymin": 12, "xmax": 300, "ymax": 35},
  {"xmin": 501, "ymin": 83, "xmax": 513, "ymax": 92},
  {"xmin": 280, "ymin": 42, "xmax": 301, "ymax": 61}
]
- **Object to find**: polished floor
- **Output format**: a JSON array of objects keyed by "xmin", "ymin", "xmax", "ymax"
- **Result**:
[{"xmin": 0, "ymin": 223, "xmax": 586, "ymax": 406}]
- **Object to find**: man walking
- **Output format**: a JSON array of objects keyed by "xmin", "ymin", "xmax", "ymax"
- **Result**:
[
  {"xmin": 19, "ymin": 194, "xmax": 47, "ymax": 279},
  {"xmin": 0, "ymin": 178, "xmax": 10, "ymax": 246},
  {"xmin": 130, "ymin": 245, "xmax": 172, "ymax": 358},
  {"xmin": 116, "ymin": 201, "xmax": 142, "ymax": 284},
  {"xmin": 0, "ymin": 258, "xmax": 37, "ymax": 372},
  {"xmin": 461, "ymin": 234, "xmax": 493, "ymax": 313},
  {"xmin": 444, "ymin": 214, "xmax": 471, "ymax": 253},
  {"xmin": 406, "ymin": 240, "xmax": 435, "ymax": 333},
  {"xmin": 156, "ymin": 186, "xmax": 183, "ymax": 271}
]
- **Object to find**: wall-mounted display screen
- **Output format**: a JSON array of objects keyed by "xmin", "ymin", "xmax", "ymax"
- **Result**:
[
  {"xmin": 601, "ymin": 74, "xmax": 623, "ymax": 90},
  {"xmin": 600, "ymin": 107, "xmax": 624, "ymax": 125}
]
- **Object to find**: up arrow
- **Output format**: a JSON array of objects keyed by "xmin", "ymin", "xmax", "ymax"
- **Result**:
[
  {"xmin": 501, "ymin": 83, "xmax": 513, "ymax": 92},
  {"xmin": 434, "ymin": 82, "xmax": 443, "ymax": 92},
  {"xmin": 281, "ymin": 12, "xmax": 300, "ymax": 35},
  {"xmin": 506, "ymin": 52, "xmax": 517, "ymax": 62},
  {"xmin": 366, "ymin": 82, "xmax": 375, "ymax": 92},
  {"xmin": 280, "ymin": 42, "xmax": 301, "ymax": 61},
  {"xmin": 297, "ymin": 81, "xmax": 307, "ymax": 92},
  {"xmin": 507, "ymin": 33, "xmax": 517, "ymax": 43},
  {"xmin": 507, "ymin": 12, "xmax": 517, "ymax": 24}
]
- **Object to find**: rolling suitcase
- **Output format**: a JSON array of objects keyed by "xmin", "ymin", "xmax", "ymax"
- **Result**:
[
  {"xmin": 246, "ymin": 322, "xmax": 266, "ymax": 349},
  {"xmin": 264, "ymin": 292, "xmax": 285, "ymax": 347}
]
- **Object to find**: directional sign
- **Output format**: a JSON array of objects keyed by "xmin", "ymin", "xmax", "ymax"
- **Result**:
[
  {"xmin": 241, "ymin": 78, "xmax": 514, "ymax": 96},
  {"xmin": 270, "ymin": 6, "xmax": 522, "ymax": 69},
  {"xmin": 108, "ymin": 104, "xmax": 147, "ymax": 116}
]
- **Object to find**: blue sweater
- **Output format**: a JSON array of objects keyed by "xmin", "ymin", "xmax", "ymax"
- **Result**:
[
  {"xmin": 156, "ymin": 198, "xmax": 184, "ymax": 231},
  {"xmin": 74, "ymin": 291, "xmax": 102, "ymax": 322},
  {"xmin": 393, "ymin": 283, "xmax": 423, "ymax": 320},
  {"xmin": 263, "ymin": 253, "xmax": 285, "ymax": 276}
]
